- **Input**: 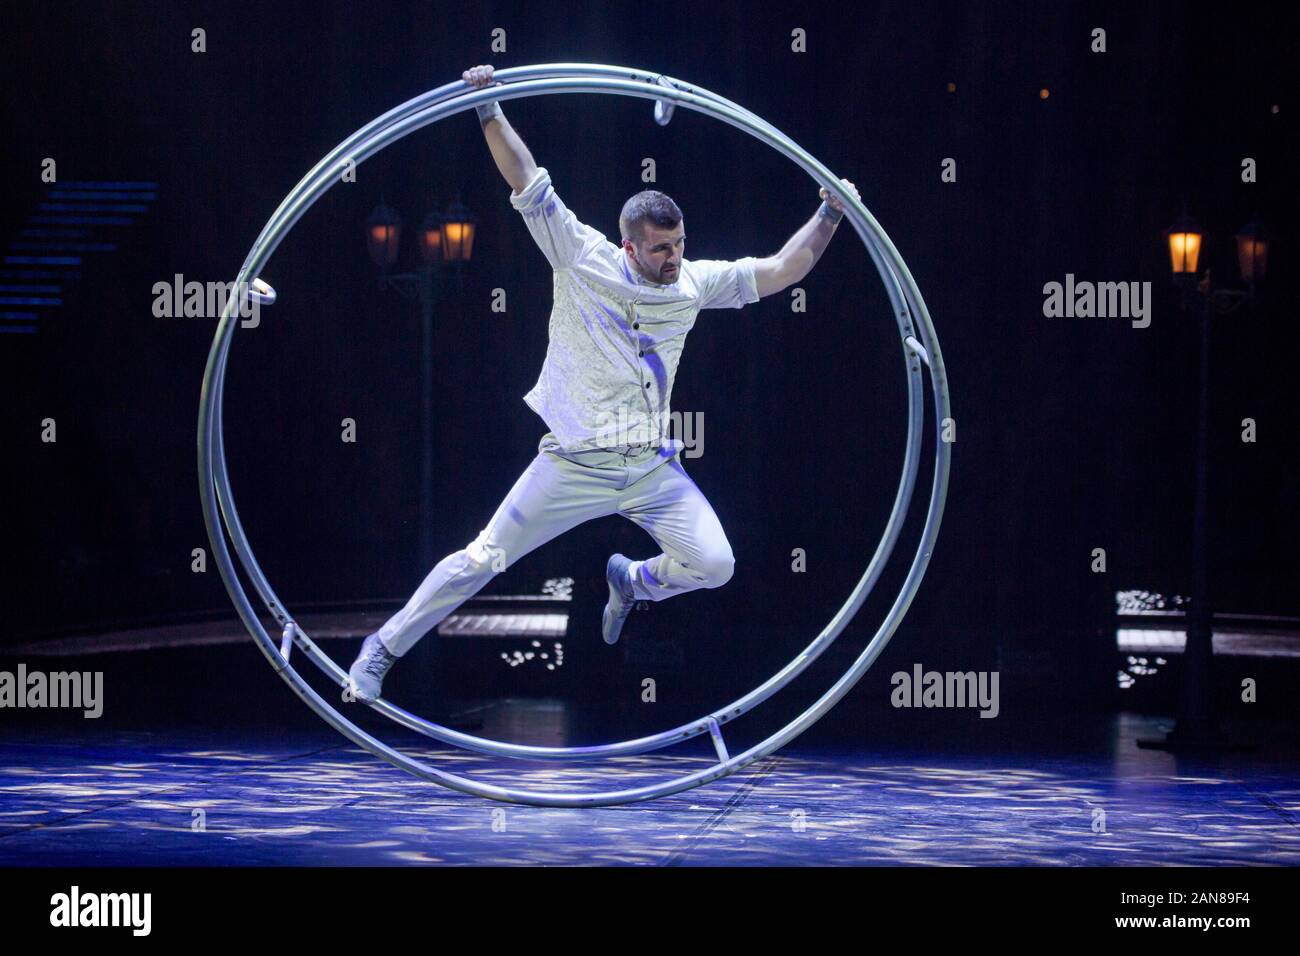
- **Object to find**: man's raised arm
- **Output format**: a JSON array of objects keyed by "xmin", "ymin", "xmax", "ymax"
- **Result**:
[
  {"xmin": 464, "ymin": 65, "xmax": 604, "ymax": 271},
  {"xmin": 463, "ymin": 64, "xmax": 538, "ymax": 195},
  {"xmin": 752, "ymin": 177, "xmax": 861, "ymax": 298}
]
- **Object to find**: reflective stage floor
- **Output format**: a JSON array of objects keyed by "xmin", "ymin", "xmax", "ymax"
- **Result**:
[{"xmin": 2, "ymin": 710, "xmax": 1297, "ymax": 866}]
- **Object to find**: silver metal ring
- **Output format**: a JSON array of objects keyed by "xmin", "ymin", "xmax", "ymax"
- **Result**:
[{"xmin": 198, "ymin": 63, "xmax": 950, "ymax": 806}]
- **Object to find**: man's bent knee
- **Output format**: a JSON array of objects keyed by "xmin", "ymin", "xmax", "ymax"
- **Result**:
[{"xmin": 695, "ymin": 551, "xmax": 735, "ymax": 589}]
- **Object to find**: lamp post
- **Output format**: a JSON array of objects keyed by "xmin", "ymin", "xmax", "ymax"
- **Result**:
[
  {"xmin": 366, "ymin": 196, "xmax": 476, "ymax": 569},
  {"xmin": 1138, "ymin": 212, "xmax": 1268, "ymax": 752}
]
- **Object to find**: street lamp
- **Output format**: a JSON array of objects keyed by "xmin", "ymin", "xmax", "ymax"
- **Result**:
[
  {"xmin": 365, "ymin": 196, "xmax": 476, "ymax": 569},
  {"xmin": 1140, "ymin": 211, "xmax": 1268, "ymax": 753},
  {"xmin": 1163, "ymin": 212, "xmax": 1203, "ymax": 278},
  {"xmin": 1234, "ymin": 217, "xmax": 1269, "ymax": 291},
  {"xmin": 365, "ymin": 202, "xmax": 402, "ymax": 271},
  {"xmin": 440, "ymin": 196, "xmax": 477, "ymax": 262},
  {"xmin": 419, "ymin": 212, "xmax": 443, "ymax": 266}
]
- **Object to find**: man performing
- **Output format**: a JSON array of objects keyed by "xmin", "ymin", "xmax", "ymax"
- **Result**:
[{"xmin": 347, "ymin": 64, "xmax": 859, "ymax": 702}]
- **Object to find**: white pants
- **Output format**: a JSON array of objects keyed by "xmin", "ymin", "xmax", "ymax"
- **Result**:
[{"xmin": 376, "ymin": 431, "xmax": 735, "ymax": 656}]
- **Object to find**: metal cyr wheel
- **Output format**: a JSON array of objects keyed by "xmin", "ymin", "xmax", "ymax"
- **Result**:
[{"xmin": 198, "ymin": 63, "xmax": 951, "ymax": 807}]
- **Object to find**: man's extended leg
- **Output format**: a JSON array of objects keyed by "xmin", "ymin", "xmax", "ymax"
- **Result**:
[{"xmin": 361, "ymin": 441, "xmax": 627, "ymax": 683}]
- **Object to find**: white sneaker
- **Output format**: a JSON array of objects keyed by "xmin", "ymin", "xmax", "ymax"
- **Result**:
[
  {"xmin": 601, "ymin": 553, "xmax": 638, "ymax": 645},
  {"xmin": 347, "ymin": 632, "xmax": 397, "ymax": 702}
]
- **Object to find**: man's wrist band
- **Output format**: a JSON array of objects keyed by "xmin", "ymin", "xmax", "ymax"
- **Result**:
[
  {"xmin": 476, "ymin": 100, "xmax": 504, "ymax": 124},
  {"xmin": 818, "ymin": 200, "xmax": 844, "ymax": 224}
]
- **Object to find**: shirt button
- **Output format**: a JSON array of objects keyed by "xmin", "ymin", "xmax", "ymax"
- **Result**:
[
  {"xmin": 644, "ymin": 382, "xmax": 650, "ymax": 388},
  {"xmin": 633, "ymin": 322, "xmax": 640, "ymax": 329},
  {"xmin": 638, "ymin": 349, "xmax": 644, "ymax": 357}
]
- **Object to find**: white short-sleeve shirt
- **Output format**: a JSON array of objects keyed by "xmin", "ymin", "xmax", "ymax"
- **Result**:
[{"xmin": 510, "ymin": 166, "xmax": 759, "ymax": 452}]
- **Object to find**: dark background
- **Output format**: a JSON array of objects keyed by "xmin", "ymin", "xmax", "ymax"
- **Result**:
[{"xmin": 1, "ymin": 0, "xmax": 1295, "ymax": 709}]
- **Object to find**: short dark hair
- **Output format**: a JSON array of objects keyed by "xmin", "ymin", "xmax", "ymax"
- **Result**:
[{"xmin": 619, "ymin": 189, "xmax": 682, "ymax": 244}]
